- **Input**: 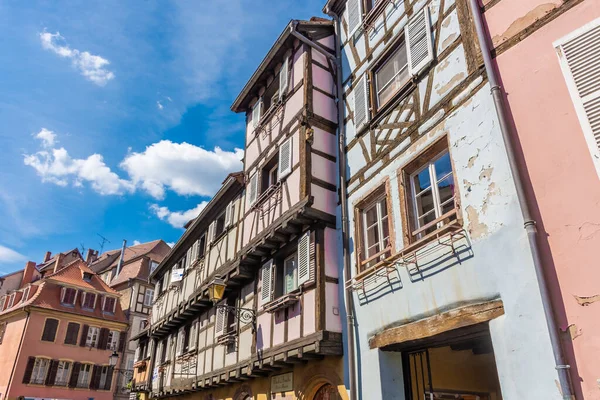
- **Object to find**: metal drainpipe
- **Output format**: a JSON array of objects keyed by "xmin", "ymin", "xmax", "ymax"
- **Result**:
[
  {"xmin": 290, "ymin": 18, "xmax": 358, "ymax": 400},
  {"xmin": 468, "ymin": 1, "xmax": 574, "ymax": 398}
]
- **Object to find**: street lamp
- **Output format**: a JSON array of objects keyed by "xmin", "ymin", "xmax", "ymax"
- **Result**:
[
  {"xmin": 108, "ymin": 350, "xmax": 119, "ymax": 367},
  {"xmin": 207, "ymin": 277, "xmax": 256, "ymax": 332}
]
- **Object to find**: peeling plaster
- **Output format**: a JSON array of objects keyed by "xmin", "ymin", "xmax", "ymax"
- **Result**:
[
  {"xmin": 466, "ymin": 205, "xmax": 489, "ymax": 239},
  {"xmin": 492, "ymin": 3, "xmax": 558, "ymax": 46},
  {"xmin": 467, "ymin": 154, "xmax": 478, "ymax": 168},
  {"xmin": 566, "ymin": 324, "xmax": 582, "ymax": 340},
  {"xmin": 574, "ymin": 294, "xmax": 600, "ymax": 306},
  {"xmin": 479, "ymin": 166, "xmax": 494, "ymax": 181}
]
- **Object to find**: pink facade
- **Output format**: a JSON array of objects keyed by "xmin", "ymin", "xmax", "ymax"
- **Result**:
[{"xmin": 483, "ymin": 1, "xmax": 600, "ymax": 398}]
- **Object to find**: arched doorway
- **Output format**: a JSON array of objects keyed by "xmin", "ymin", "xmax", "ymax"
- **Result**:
[{"xmin": 313, "ymin": 384, "xmax": 337, "ymax": 400}]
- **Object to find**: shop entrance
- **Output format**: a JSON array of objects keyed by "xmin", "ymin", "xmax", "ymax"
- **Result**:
[{"xmin": 401, "ymin": 326, "xmax": 503, "ymax": 400}]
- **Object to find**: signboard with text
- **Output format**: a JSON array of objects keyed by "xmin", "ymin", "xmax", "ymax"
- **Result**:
[{"xmin": 271, "ymin": 372, "xmax": 293, "ymax": 393}]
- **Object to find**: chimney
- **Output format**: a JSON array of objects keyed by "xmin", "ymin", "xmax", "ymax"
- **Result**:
[
  {"xmin": 115, "ymin": 240, "xmax": 127, "ymax": 277},
  {"xmin": 21, "ymin": 261, "xmax": 37, "ymax": 288},
  {"xmin": 53, "ymin": 253, "xmax": 65, "ymax": 274},
  {"xmin": 43, "ymin": 251, "xmax": 52, "ymax": 263},
  {"xmin": 86, "ymin": 249, "xmax": 99, "ymax": 264}
]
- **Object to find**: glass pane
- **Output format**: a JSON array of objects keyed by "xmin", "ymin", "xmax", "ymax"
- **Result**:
[
  {"xmin": 381, "ymin": 215, "xmax": 390, "ymax": 247},
  {"xmin": 415, "ymin": 188, "xmax": 435, "ymax": 217},
  {"xmin": 419, "ymin": 212, "xmax": 437, "ymax": 234},
  {"xmin": 365, "ymin": 205, "xmax": 378, "ymax": 228},
  {"xmin": 379, "ymin": 198, "xmax": 388, "ymax": 218},
  {"xmin": 366, "ymin": 225, "xmax": 380, "ymax": 250},
  {"xmin": 434, "ymin": 152, "xmax": 452, "ymax": 180},
  {"xmin": 376, "ymin": 44, "xmax": 409, "ymax": 106},
  {"xmin": 437, "ymin": 173, "xmax": 455, "ymax": 206},
  {"xmin": 413, "ymin": 168, "xmax": 432, "ymax": 194}
]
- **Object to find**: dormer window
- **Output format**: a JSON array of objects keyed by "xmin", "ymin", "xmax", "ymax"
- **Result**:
[
  {"xmin": 83, "ymin": 271, "xmax": 93, "ymax": 282},
  {"xmin": 102, "ymin": 296, "xmax": 116, "ymax": 314},
  {"xmin": 61, "ymin": 287, "xmax": 77, "ymax": 305},
  {"xmin": 21, "ymin": 287, "xmax": 30, "ymax": 303},
  {"xmin": 81, "ymin": 292, "xmax": 96, "ymax": 310},
  {"xmin": 7, "ymin": 293, "xmax": 15, "ymax": 308}
]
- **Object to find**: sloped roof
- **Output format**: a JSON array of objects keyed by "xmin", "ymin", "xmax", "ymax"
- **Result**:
[{"xmin": 38, "ymin": 248, "xmax": 83, "ymax": 272}]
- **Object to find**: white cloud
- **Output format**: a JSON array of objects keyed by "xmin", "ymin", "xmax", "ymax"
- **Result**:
[
  {"xmin": 34, "ymin": 128, "xmax": 57, "ymax": 148},
  {"xmin": 132, "ymin": 240, "xmax": 141, "ymax": 246},
  {"xmin": 157, "ymin": 101, "xmax": 164, "ymax": 110},
  {"xmin": 121, "ymin": 140, "xmax": 243, "ymax": 199},
  {"xmin": 40, "ymin": 30, "xmax": 115, "ymax": 86},
  {"xmin": 166, "ymin": 242, "xmax": 175, "ymax": 248},
  {"xmin": 150, "ymin": 202, "xmax": 208, "ymax": 228},
  {"xmin": 0, "ymin": 245, "xmax": 26, "ymax": 264}
]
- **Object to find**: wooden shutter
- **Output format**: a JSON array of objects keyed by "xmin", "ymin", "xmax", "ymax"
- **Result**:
[
  {"xmin": 68, "ymin": 362, "xmax": 81, "ymax": 388},
  {"xmin": 189, "ymin": 320, "xmax": 198, "ymax": 351},
  {"xmin": 45, "ymin": 359, "xmax": 59, "ymax": 386},
  {"xmin": 406, "ymin": 6, "xmax": 434, "ymax": 76},
  {"xmin": 279, "ymin": 57, "xmax": 289, "ymax": 101},
  {"xmin": 347, "ymin": 0, "xmax": 363, "ymax": 36},
  {"xmin": 248, "ymin": 173, "xmax": 259, "ymax": 206},
  {"xmin": 118, "ymin": 331, "xmax": 126, "ymax": 352},
  {"xmin": 208, "ymin": 221, "xmax": 216, "ymax": 244},
  {"xmin": 297, "ymin": 231, "xmax": 312, "ymax": 286},
  {"xmin": 185, "ymin": 247, "xmax": 192, "ymax": 270},
  {"xmin": 22, "ymin": 356, "xmax": 35, "ymax": 384},
  {"xmin": 260, "ymin": 260, "xmax": 274, "ymax": 304},
  {"xmin": 557, "ymin": 20, "xmax": 600, "ymax": 175},
  {"xmin": 42, "ymin": 318, "xmax": 58, "ymax": 342},
  {"xmin": 176, "ymin": 327, "xmax": 184, "ymax": 356},
  {"xmin": 278, "ymin": 137, "xmax": 293, "ymax": 179},
  {"xmin": 215, "ymin": 302, "xmax": 227, "ymax": 337},
  {"xmin": 89, "ymin": 365, "xmax": 101, "ymax": 390},
  {"xmin": 252, "ymin": 98, "xmax": 263, "ymax": 129},
  {"xmin": 80, "ymin": 324, "xmax": 89, "ymax": 347},
  {"xmin": 354, "ymin": 75, "xmax": 369, "ymax": 132},
  {"xmin": 104, "ymin": 366, "xmax": 114, "ymax": 390},
  {"xmin": 98, "ymin": 328, "xmax": 109, "ymax": 349},
  {"xmin": 225, "ymin": 202, "xmax": 233, "ymax": 227}
]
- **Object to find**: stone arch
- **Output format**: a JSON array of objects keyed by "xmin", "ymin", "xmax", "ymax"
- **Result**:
[
  {"xmin": 295, "ymin": 368, "xmax": 346, "ymax": 400},
  {"xmin": 233, "ymin": 383, "xmax": 253, "ymax": 400}
]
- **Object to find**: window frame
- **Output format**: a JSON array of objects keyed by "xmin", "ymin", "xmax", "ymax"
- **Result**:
[
  {"xmin": 64, "ymin": 322, "xmax": 80, "ymax": 345},
  {"xmin": 86, "ymin": 326, "xmax": 100, "ymax": 347},
  {"xmin": 213, "ymin": 211, "xmax": 227, "ymax": 239},
  {"xmin": 282, "ymin": 253, "xmax": 298, "ymax": 295},
  {"xmin": 102, "ymin": 296, "xmax": 116, "ymax": 314},
  {"xmin": 7, "ymin": 293, "xmax": 15, "ymax": 308},
  {"xmin": 197, "ymin": 233, "xmax": 207, "ymax": 259},
  {"xmin": 30, "ymin": 357, "xmax": 50, "ymax": 385},
  {"xmin": 144, "ymin": 289, "xmax": 154, "ymax": 306},
  {"xmin": 41, "ymin": 317, "xmax": 59, "ymax": 342},
  {"xmin": 61, "ymin": 287, "xmax": 77, "ymax": 306},
  {"xmin": 81, "ymin": 292, "xmax": 97, "ymax": 310},
  {"xmin": 21, "ymin": 287, "xmax": 30, "ymax": 303},
  {"xmin": 98, "ymin": 365, "xmax": 110, "ymax": 389},
  {"xmin": 108, "ymin": 330, "xmax": 120, "ymax": 351},
  {"xmin": 77, "ymin": 363, "xmax": 93, "ymax": 388},
  {"xmin": 54, "ymin": 360, "xmax": 72, "ymax": 386}
]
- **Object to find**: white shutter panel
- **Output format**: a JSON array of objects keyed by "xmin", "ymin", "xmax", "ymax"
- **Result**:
[
  {"xmin": 278, "ymin": 137, "xmax": 293, "ymax": 179},
  {"xmin": 192, "ymin": 241, "xmax": 198, "ymax": 262},
  {"xmin": 154, "ymin": 281, "xmax": 160, "ymax": 300},
  {"xmin": 279, "ymin": 57, "xmax": 289, "ymax": 101},
  {"xmin": 558, "ymin": 20, "xmax": 600, "ymax": 176},
  {"xmin": 260, "ymin": 260, "xmax": 273, "ymax": 304},
  {"xmin": 176, "ymin": 328, "xmax": 184, "ymax": 356},
  {"xmin": 189, "ymin": 320, "xmax": 198, "ymax": 350},
  {"xmin": 354, "ymin": 75, "xmax": 369, "ymax": 132},
  {"xmin": 185, "ymin": 247, "xmax": 192, "ymax": 270},
  {"xmin": 208, "ymin": 221, "xmax": 216, "ymax": 244},
  {"xmin": 248, "ymin": 173, "xmax": 259, "ymax": 206},
  {"xmin": 406, "ymin": 6, "xmax": 434, "ymax": 76},
  {"xmin": 297, "ymin": 231, "xmax": 311, "ymax": 286},
  {"xmin": 252, "ymin": 99, "xmax": 263, "ymax": 129},
  {"xmin": 225, "ymin": 202, "xmax": 233, "ymax": 227},
  {"xmin": 347, "ymin": 0, "xmax": 363, "ymax": 37},
  {"xmin": 215, "ymin": 302, "xmax": 227, "ymax": 337}
]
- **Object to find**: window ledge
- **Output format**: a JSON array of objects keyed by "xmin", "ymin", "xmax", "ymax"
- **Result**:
[
  {"xmin": 363, "ymin": 0, "xmax": 390, "ymax": 29},
  {"xmin": 254, "ymin": 100, "xmax": 284, "ymax": 134},
  {"xmin": 217, "ymin": 334, "xmax": 237, "ymax": 346},
  {"xmin": 263, "ymin": 292, "xmax": 300, "ymax": 313}
]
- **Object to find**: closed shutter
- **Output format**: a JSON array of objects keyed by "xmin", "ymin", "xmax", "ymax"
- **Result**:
[
  {"xmin": 557, "ymin": 20, "xmax": 600, "ymax": 175},
  {"xmin": 80, "ymin": 325, "xmax": 89, "ymax": 347},
  {"xmin": 347, "ymin": 0, "xmax": 363, "ymax": 36},
  {"xmin": 406, "ymin": 6, "xmax": 434, "ymax": 76},
  {"xmin": 154, "ymin": 281, "xmax": 160, "ymax": 300},
  {"xmin": 248, "ymin": 173, "xmax": 259, "ymax": 206},
  {"xmin": 189, "ymin": 320, "xmax": 198, "ymax": 350},
  {"xmin": 225, "ymin": 202, "xmax": 233, "ymax": 227},
  {"xmin": 64, "ymin": 322, "xmax": 79, "ymax": 345},
  {"xmin": 278, "ymin": 137, "xmax": 293, "ymax": 179},
  {"xmin": 45, "ymin": 359, "xmax": 59, "ymax": 386},
  {"xmin": 104, "ymin": 366, "xmax": 114, "ymax": 390},
  {"xmin": 260, "ymin": 260, "xmax": 274, "ymax": 304},
  {"xmin": 279, "ymin": 57, "xmax": 289, "ymax": 101},
  {"xmin": 192, "ymin": 240, "xmax": 199, "ymax": 262},
  {"xmin": 208, "ymin": 221, "xmax": 216, "ymax": 244},
  {"xmin": 89, "ymin": 365, "xmax": 101, "ymax": 390},
  {"xmin": 185, "ymin": 247, "xmax": 192, "ymax": 270},
  {"xmin": 22, "ymin": 356, "xmax": 35, "ymax": 383},
  {"xmin": 354, "ymin": 75, "xmax": 369, "ymax": 132},
  {"xmin": 215, "ymin": 302, "xmax": 227, "ymax": 337},
  {"xmin": 98, "ymin": 328, "xmax": 109, "ymax": 349},
  {"xmin": 297, "ymin": 231, "xmax": 312, "ymax": 286},
  {"xmin": 68, "ymin": 362, "xmax": 81, "ymax": 388},
  {"xmin": 176, "ymin": 327, "xmax": 184, "ymax": 356},
  {"xmin": 252, "ymin": 98, "xmax": 263, "ymax": 129},
  {"xmin": 118, "ymin": 331, "xmax": 126, "ymax": 352},
  {"xmin": 41, "ymin": 318, "xmax": 58, "ymax": 341}
]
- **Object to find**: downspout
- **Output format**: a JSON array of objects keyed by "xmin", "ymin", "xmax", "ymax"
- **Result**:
[
  {"xmin": 468, "ymin": 1, "xmax": 574, "ymax": 399},
  {"xmin": 7, "ymin": 308, "xmax": 30, "ymax": 396},
  {"xmin": 290, "ymin": 18, "xmax": 358, "ymax": 400}
]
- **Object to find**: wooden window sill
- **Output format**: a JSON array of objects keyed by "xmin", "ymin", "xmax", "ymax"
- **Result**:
[{"xmin": 263, "ymin": 292, "xmax": 300, "ymax": 313}]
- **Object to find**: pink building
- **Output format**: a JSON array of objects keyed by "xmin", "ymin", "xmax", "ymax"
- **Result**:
[
  {"xmin": 481, "ymin": 1, "xmax": 600, "ymax": 398},
  {"xmin": 0, "ymin": 257, "xmax": 128, "ymax": 400}
]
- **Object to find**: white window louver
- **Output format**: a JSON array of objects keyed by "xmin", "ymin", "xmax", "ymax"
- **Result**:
[
  {"xmin": 260, "ymin": 260, "xmax": 273, "ymax": 304},
  {"xmin": 225, "ymin": 202, "xmax": 233, "ymax": 227},
  {"xmin": 278, "ymin": 137, "xmax": 293, "ymax": 179},
  {"xmin": 279, "ymin": 57, "xmax": 289, "ymax": 102},
  {"xmin": 406, "ymin": 6, "xmax": 434, "ymax": 76},
  {"xmin": 557, "ymin": 19, "xmax": 600, "ymax": 177},
  {"xmin": 185, "ymin": 247, "xmax": 192, "ymax": 270},
  {"xmin": 252, "ymin": 99, "xmax": 263, "ymax": 129},
  {"xmin": 354, "ymin": 75, "xmax": 369, "ymax": 132},
  {"xmin": 347, "ymin": 0, "xmax": 363, "ymax": 37},
  {"xmin": 248, "ymin": 173, "xmax": 259, "ymax": 206},
  {"xmin": 208, "ymin": 221, "xmax": 216, "ymax": 244},
  {"xmin": 214, "ymin": 302, "xmax": 227, "ymax": 337},
  {"xmin": 297, "ymin": 231, "xmax": 311, "ymax": 286},
  {"xmin": 189, "ymin": 320, "xmax": 198, "ymax": 350}
]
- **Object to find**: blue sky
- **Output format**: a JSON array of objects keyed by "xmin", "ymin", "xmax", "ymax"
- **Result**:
[{"xmin": 0, "ymin": 0, "xmax": 326, "ymax": 274}]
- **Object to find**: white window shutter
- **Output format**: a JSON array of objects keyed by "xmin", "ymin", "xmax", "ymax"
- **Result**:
[
  {"xmin": 252, "ymin": 99, "xmax": 263, "ymax": 129},
  {"xmin": 260, "ymin": 260, "xmax": 273, "ymax": 304},
  {"xmin": 354, "ymin": 75, "xmax": 369, "ymax": 132},
  {"xmin": 557, "ymin": 20, "xmax": 600, "ymax": 176},
  {"xmin": 215, "ymin": 303, "xmax": 227, "ymax": 337},
  {"xmin": 225, "ymin": 202, "xmax": 233, "ymax": 227},
  {"xmin": 248, "ymin": 173, "xmax": 259, "ymax": 206},
  {"xmin": 347, "ymin": 0, "xmax": 363, "ymax": 37},
  {"xmin": 176, "ymin": 328, "xmax": 184, "ymax": 356},
  {"xmin": 185, "ymin": 248, "xmax": 192, "ymax": 270},
  {"xmin": 279, "ymin": 57, "xmax": 289, "ymax": 101},
  {"xmin": 406, "ymin": 6, "xmax": 434, "ymax": 76},
  {"xmin": 192, "ymin": 241, "xmax": 198, "ymax": 261},
  {"xmin": 297, "ymin": 231, "xmax": 311, "ymax": 286},
  {"xmin": 189, "ymin": 320, "xmax": 197, "ymax": 350},
  {"xmin": 208, "ymin": 221, "xmax": 216, "ymax": 244},
  {"xmin": 278, "ymin": 137, "xmax": 293, "ymax": 179}
]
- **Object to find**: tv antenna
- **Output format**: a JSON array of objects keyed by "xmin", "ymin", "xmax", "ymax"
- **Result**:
[
  {"xmin": 97, "ymin": 234, "xmax": 111, "ymax": 254},
  {"xmin": 79, "ymin": 243, "xmax": 86, "ymax": 256}
]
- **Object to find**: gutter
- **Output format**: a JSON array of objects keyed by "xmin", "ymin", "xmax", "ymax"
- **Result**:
[
  {"xmin": 291, "ymin": 14, "xmax": 358, "ymax": 400},
  {"xmin": 468, "ymin": 1, "xmax": 574, "ymax": 398},
  {"xmin": 7, "ymin": 308, "xmax": 30, "ymax": 396}
]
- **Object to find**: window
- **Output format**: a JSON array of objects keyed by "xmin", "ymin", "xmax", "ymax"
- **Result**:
[
  {"xmin": 41, "ymin": 318, "xmax": 59, "ymax": 342},
  {"xmin": 214, "ymin": 212, "xmax": 226, "ymax": 238},
  {"xmin": 77, "ymin": 363, "xmax": 92, "ymax": 388},
  {"xmin": 99, "ymin": 365, "xmax": 109, "ymax": 389},
  {"xmin": 364, "ymin": 0, "xmax": 383, "ymax": 13},
  {"xmin": 7, "ymin": 293, "xmax": 15, "ymax": 308},
  {"xmin": 283, "ymin": 254, "xmax": 298, "ymax": 295},
  {"xmin": 54, "ymin": 361, "xmax": 72, "ymax": 386},
  {"xmin": 150, "ymin": 261, "xmax": 159, "ymax": 273},
  {"xmin": 374, "ymin": 39, "xmax": 410, "ymax": 108},
  {"xmin": 197, "ymin": 234, "xmax": 207, "ymax": 259},
  {"xmin": 144, "ymin": 289, "xmax": 154, "ymax": 306},
  {"xmin": 359, "ymin": 192, "xmax": 391, "ymax": 271},
  {"xmin": 261, "ymin": 154, "xmax": 279, "ymax": 194},
  {"xmin": 81, "ymin": 292, "xmax": 96, "ymax": 309},
  {"xmin": 64, "ymin": 322, "xmax": 80, "ymax": 345},
  {"xmin": 61, "ymin": 287, "xmax": 77, "ymax": 305},
  {"xmin": 86, "ymin": 326, "xmax": 100, "ymax": 347},
  {"xmin": 108, "ymin": 331, "xmax": 120, "ymax": 351},
  {"xmin": 0, "ymin": 322, "xmax": 5, "ymax": 344},
  {"xmin": 30, "ymin": 358, "xmax": 50, "ymax": 385},
  {"xmin": 21, "ymin": 287, "xmax": 30, "ymax": 303},
  {"xmin": 183, "ymin": 324, "xmax": 191, "ymax": 353},
  {"xmin": 102, "ymin": 296, "xmax": 116, "ymax": 313},
  {"xmin": 408, "ymin": 149, "xmax": 456, "ymax": 239}
]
